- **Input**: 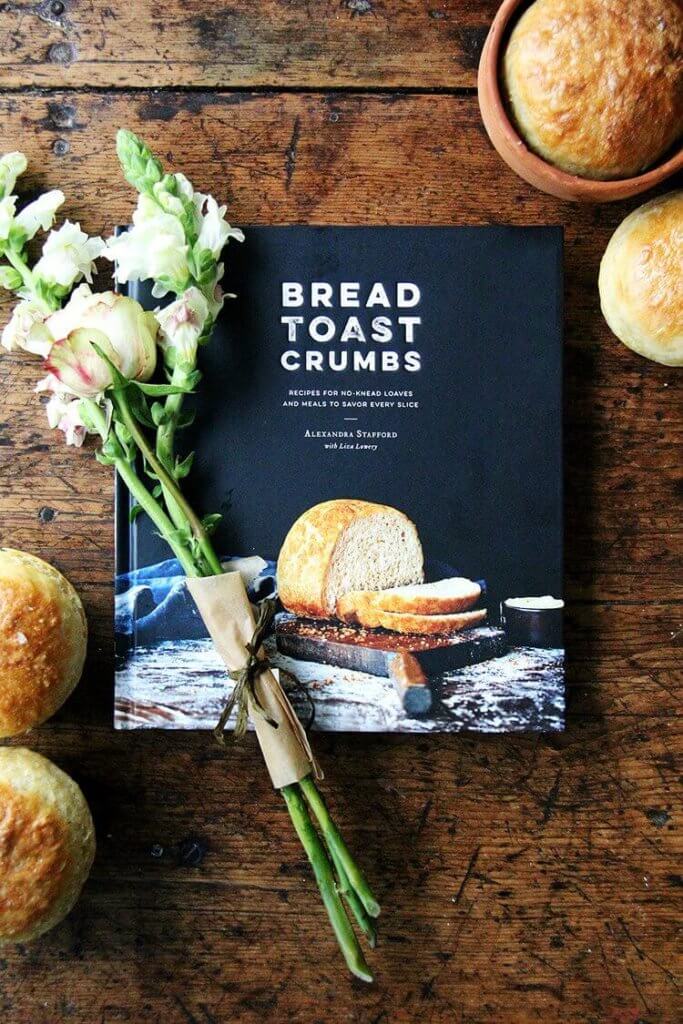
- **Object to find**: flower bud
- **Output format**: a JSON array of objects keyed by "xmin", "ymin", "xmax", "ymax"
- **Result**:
[
  {"xmin": 45, "ymin": 328, "xmax": 117, "ymax": 397},
  {"xmin": 44, "ymin": 287, "xmax": 158, "ymax": 396}
]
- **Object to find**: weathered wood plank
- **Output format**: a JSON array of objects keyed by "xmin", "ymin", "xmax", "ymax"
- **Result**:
[
  {"xmin": 1, "ymin": 714, "xmax": 680, "ymax": 1023},
  {"xmin": 0, "ymin": 90, "xmax": 680, "ymax": 1024},
  {"xmin": 0, "ymin": 92, "xmax": 680, "ymax": 602},
  {"xmin": 0, "ymin": 0, "xmax": 496, "ymax": 89}
]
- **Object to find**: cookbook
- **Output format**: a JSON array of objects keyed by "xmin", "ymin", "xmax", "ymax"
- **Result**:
[{"xmin": 115, "ymin": 225, "xmax": 564, "ymax": 732}]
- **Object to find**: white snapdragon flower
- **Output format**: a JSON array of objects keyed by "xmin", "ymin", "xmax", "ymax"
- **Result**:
[
  {"xmin": 102, "ymin": 195, "xmax": 190, "ymax": 298},
  {"xmin": 197, "ymin": 195, "xmax": 244, "ymax": 260},
  {"xmin": 1, "ymin": 299, "xmax": 52, "ymax": 357},
  {"xmin": 34, "ymin": 221, "xmax": 104, "ymax": 287},
  {"xmin": 39, "ymin": 381, "xmax": 112, "ymax": 448},
  {"xmin": 0, "ymin": 195, "xmax": 17, "ymax": 241},
  {"xmin": 15, "ymin": 190, "xmax": 65, "ymax": 241},
  {"xmin": 156, "ymin": 286, "xmax": 210, "ymax": 365},
  {"xmin": 0, "ymin": 152, "xmax": 27, "ymax": 199},
  {"xmin": 44, "ymin": 390, "xmax": 89, "ymax": 447}
]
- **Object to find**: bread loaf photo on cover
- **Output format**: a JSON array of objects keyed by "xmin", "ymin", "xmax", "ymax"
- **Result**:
[
  {"xmin": 277, "ymin": 500, "xmax": 485, "ymax": 636},
  {"xmin": 277, "ymin": 499, "xmax": 425, "ymax": 619}
]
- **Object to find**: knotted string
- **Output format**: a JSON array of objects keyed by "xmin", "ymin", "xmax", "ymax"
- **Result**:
[
  {"xmin": 213, "ymin": 598, "xmax": 279, "ymax": 745},
  {"xmin": 213, "ymin": 598, "xmax": 317, "ymax": 745}
]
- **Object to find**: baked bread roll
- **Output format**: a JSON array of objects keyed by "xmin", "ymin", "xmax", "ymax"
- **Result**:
[
  {"xmin": 503, "ymin": 0, "xmax": 683, "ymax": 180},
  {"xmin": 337, "ymin": 577, "xmax": 481, "ymax": 621},
  {"xmin": 346, "ymin": 606, "xmax": 487, "ymax": 635},
  {"xmin": 0, "ymin": 747, "xmax": 95, "ymax": 943},
  {"xmin": 0, "ymin": 549, "xmax": 87, "ymax": 738},
  {"xmin": 599, "ymin": 191, "xmax": 683, "ymax": 366},
  {"xmin": 277, "ymin": 499, "xmax": 424, "ymax": 618}
]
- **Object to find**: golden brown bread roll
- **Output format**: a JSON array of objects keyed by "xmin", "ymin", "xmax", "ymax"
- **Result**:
[
  {"xmin": 277, "ymin": 499, "xmax": 424, "ymax": 619},
  {"xmin": 0, "ymin": 549, "xmax": 87, "ymax": 738},
  {"xmin": 503, "ymin": 0, "xmax": 683, "ymax": 180},
  {"xmin": 599, "ymin": 191, "xmax": 682, "ymax": 365},
  {"xmin": 0, "ymin": 747, "xmax": 95, "ymax": 943}
]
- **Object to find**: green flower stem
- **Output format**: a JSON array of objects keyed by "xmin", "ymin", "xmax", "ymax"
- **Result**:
[
  {"xmin": 85, "ymin": 399, "xmax": 201, "ymax": 577},
  {"xmin": 113, "ymin": 388, "xmax": 222, "ymax": 576},
  {"xmin": 5, "ymin": 248, "xmax": 54, "ymax": 313},
  {"xmin": 155, "ymin": 363, "xmax": 191, "ymax": 533},
  {"xmin": 115, "ymin": 456, "xmax": 201, "ymax": 577},
  {"xmin": 327, "ymin": 844, "xmax": 377, "ymax": 949},
  {"xmin": 300, "ymin": 775, "xmax": 380, "ymax": 919},
  {"xmin": 282, "ymin": 784, "xmax": 373, "ymax": 983}
]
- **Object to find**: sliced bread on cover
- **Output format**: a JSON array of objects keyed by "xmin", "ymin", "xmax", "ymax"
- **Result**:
[
  {"xmin": 336, "ymin": 577, "xmax": 481, "ymax": 621},
  {"xmin": 350, "ymin": 606, "xmax": 487, "ymax": 635},
  {"xmin": 277, "ymin": 499, "xmax": 424, "ymax": 619}
]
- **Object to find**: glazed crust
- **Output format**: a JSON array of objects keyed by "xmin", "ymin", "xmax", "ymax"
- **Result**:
[
  {"xmin": 599, "ymin": 191, "xmax": 683, "ymax": 365},
  {"xmin": 0, "ymin": 549, "xmax": 87, "ymax": 738},
  {"xmin": 351, "ymin": 607, "xmax": 487, "ymax": 635},
  {"xmin": 277, "ymin": 499, "xmax": 419, "ymax": 618},
  {"xmin": 0, "ymin": 748, "xmax": 95, "ymax": 943},
  {"xmin": 503, "ymin": 0, "xmax": 683, "ymax": 180}
]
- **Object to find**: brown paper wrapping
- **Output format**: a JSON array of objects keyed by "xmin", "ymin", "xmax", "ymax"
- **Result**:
[{"xmin": 186, "ymin": 572, "xmax": 322, "ymax": 789}]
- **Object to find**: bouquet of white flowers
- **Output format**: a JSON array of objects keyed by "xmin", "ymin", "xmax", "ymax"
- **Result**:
[{"xmin": 0, "ymin": 134, "xmax": 379, "ymax": 981}]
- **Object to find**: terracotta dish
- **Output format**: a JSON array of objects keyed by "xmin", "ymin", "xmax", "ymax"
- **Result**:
[{"xmin": 478, "ymin": 0, "xmax": 683, "ymax": 201}]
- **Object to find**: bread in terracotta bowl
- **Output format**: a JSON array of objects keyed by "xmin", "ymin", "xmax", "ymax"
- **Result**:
[
  {"xmin": 504, "ymin": 0, "xmax": 683, "ymax": 180},
  {"xmin": 478, "ymin": 0, "xmax": 683, "ymax": 200}
]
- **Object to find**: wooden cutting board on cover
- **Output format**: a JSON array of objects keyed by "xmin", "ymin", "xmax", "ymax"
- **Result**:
[{"xmin": 275, "ymin": 617, "xmax": 507, "ymax": 716}]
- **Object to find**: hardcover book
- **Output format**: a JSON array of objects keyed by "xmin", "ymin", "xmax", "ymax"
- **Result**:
[{"xmin": 115, "ymin": 225, "xmax": 564, "ymax": 732}]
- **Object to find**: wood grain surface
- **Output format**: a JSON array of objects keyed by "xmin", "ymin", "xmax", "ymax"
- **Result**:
[
  {"xmin": 0, "ymin": 0, "xmax": 498, "ymax": 88},
  {"xmin": 0, "ymin": 11, "xmax": 681, "ymax": 1024}
]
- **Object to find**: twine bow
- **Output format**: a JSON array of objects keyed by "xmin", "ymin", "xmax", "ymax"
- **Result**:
[
  {"xmin": 213, "ymin": 598, "xmax": 317, "ymax": 745},
  {"xmin": 214, "ymin": 598, "xmax": 279, "ymax": 744}
]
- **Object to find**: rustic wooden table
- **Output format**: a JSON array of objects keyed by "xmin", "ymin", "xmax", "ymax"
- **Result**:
[{"xmin": 0, "ymin": 3, "xmax": 680, "ymax": 1022}]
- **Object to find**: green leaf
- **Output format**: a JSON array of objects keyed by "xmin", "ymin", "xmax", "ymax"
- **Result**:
[
  {"xmin": 128, "ymin": 502, "xmax": 144, "ymax": 523},
  {"xmin": 201, "ymin": 513, "xmax": 222, "ymax": 535},
  {"xmin": 150, "ymin": 401, "xmax": 168, "ymax": 427},
  {"xmin": 197, "ymin": 317, "xmax": 216, "ymax": 347},
  {"xmin": 177, "ymin": 408, "xmax": 196, "ymax": 429},
  {"xmin": 190, "ymin": 245, "xmax": 217, "ymax": 285},
  {"xmin": 152, "ymin": 483, "xmax": 163, "ymax": 499},
  {"xmin": 174, "ymin": 450, "xmax": 194, "ymax": 480},
  {"xmin": 100, "ymin": 431, "xmax": 125, "ymax": 462},
  {"xmin": 95, "ymin": 449, "xmax": 116, "ymax": 467},
  {"xmin": 126, "ymin": 386, "xmax": 155, "ymax": 428},
  {"xmin": 7, "ymin": 224, "xmax": 27, "ymax": 253},
  {"xmin": 135, "ymin": 380, "xmax": 195, "ymax": 397},
  {"xmin": 114, "ymin": 420, "xmax": 133, "ymax": 448},
  {"xmin": 0, "ymin": 265, "xmax": 22, "ymax": 291},
  {"xmin": 167, "ymin": 526, "xmax": 193, "ymax": 550}
]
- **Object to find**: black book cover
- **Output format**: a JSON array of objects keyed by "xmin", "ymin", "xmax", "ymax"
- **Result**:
[{"xmin": 115, "ymin": 225, "xmax": 564, "ymax": 733}]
